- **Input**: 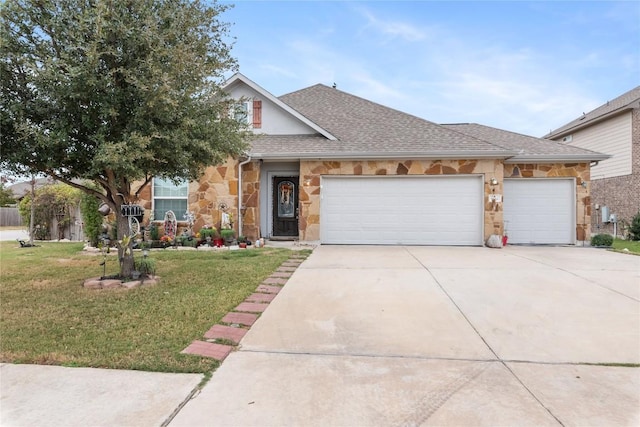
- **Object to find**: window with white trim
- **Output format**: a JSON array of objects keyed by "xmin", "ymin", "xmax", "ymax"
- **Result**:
[
  {"xmin": 153, "ymin": 177, "xmax": 188, "ymax": 221},
  {"xmin": 234, "ymin": 102, "xmax": 249, "ymax": 124}
]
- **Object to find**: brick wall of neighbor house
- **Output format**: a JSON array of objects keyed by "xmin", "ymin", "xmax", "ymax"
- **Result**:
[
  {"xmin": 504, "ymin": 163, "xmax": 591, "ymax": 241},
  {"xmin": 298, "ymin": 159, "xmax": 505, "ymax": 242},
  {"xmin": 590, "ymin": 109, "xmax": 640, "ymax": 237}
]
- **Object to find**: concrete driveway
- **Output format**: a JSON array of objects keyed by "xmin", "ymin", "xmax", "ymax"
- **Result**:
[{"xmin": 171, "ymin": 245, "xmax": 640, "ymax": 426}]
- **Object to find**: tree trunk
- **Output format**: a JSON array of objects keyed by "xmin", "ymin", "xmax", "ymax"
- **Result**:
[
  {"xmin": 116, "ymin": 207, "xmax": 135, "ymax": 278},
  {"xmin": 29, "ymin": 176, "xmax": 35, "ymax": 245}
]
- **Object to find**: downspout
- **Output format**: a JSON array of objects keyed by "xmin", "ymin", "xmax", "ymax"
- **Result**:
[{"xmin": 237, "ymin": 155, "xmax": 252, "ymax": 237}]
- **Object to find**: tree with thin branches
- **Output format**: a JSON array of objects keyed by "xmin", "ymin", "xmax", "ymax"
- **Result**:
[{"xmin": 1, "ymin": 0, "xmax": 248, "ymax": 276}]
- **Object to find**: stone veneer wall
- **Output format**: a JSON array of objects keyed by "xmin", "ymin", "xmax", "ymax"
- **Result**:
[
  {"xmin": 240, "ymin": 160, "xmax": 261, "ymax": 240},
  {"xmin": 188, "ymin": 158, "xmax": 239, "ymax": 232},
  {"xmin": 298, "ymin": 159, "xmax": 504, "ymax": 242},
  {"xmin": 504, "ymin": 163, "xmax": 591, "ymax": 241},
  {"xmin": 135, "ymin": 158, "xmax": 240, "ymax": 236}
]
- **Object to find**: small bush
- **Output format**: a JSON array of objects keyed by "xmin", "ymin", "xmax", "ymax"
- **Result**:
[
  {"xmin": 148, "ymin": 223, "xmax": 160, "ymax": 241},
  {"xmin": 135, "ymin": 257, "xmax": 156, "ymax": 276},
  {"xmin": 629, "ymin": 211, "xmax": 640, "ymax": 241},
  {"xmin": 591, "ymin": 234, "xmax": 613, "ymax": 247},
  {"xmin": 80, "ymin": 190, "xmax": 103, "ymax": 247}
]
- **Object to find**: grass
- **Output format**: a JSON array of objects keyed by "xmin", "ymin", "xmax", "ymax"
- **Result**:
[
  {"xmin": 0, "ymin": 242, "xmax": 294, "ymax": 373},
  {"xmin": 611, "ymin": 238, "xmax": 640, "ymax": 255}
]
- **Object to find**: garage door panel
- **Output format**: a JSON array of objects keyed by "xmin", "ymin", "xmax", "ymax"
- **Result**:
[
  {"xmin": 504, "ymin": 179, "xmax": 574, "ymax": 245},
  {"xmin": 321, "ymin": 176, "xmax": 483, "ymax": 245}
]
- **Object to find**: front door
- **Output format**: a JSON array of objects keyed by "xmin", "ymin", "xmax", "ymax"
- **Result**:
[{"xmin": 272, "ymin": 176, "xmax": 299, "ymax": 237}]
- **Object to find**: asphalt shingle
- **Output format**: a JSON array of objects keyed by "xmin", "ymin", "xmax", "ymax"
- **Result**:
[{"xmin": 442, "ymin": 123, "xmax": 608, "ymax": 161}]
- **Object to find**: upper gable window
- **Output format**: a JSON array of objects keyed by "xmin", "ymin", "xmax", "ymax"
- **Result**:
[
  {"xmin": 232, "ymin": 100, "xmax": 262, "ymax": 129},
  {"xmin": 234, "ymin": 102, "xmax": 248, "ymax": 124}
]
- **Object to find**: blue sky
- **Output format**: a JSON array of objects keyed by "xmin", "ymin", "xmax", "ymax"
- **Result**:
[{"xmin": 222, "ymin": 1, "xmax": 639, "ymax": 137}]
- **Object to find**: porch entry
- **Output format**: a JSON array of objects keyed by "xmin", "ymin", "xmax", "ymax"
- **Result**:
[{"xmin": 272, "ymin": 176, "xmax": 299, "ymax": 237}]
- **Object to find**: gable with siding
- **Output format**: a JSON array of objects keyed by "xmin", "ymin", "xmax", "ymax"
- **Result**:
[{"xmin": 569, "ymin": 111, "xmax": 632, "ymax": 178}]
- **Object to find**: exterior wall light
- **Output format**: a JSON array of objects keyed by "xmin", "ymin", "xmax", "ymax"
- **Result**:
[{"xmin": 490, "ymin": 178, "xmax": 498, "ymax": 186}]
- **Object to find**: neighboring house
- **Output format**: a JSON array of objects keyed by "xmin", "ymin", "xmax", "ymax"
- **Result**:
[
  {"xmin": 545, "ymin": 87, "xmax": 640, "ymax": 237},
  {"xmin": 135, "ymin": 73, "xmax": 608, "ymax": 246}
]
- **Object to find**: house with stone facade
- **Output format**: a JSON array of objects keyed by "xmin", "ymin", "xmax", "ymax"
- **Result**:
[
  {"xmin": 136, "ymin": 73, "xmax": 608, "ymax": 246},
  {"xmin": 545, "ymin": 86, "xmax": 639, "ymax": 238}
]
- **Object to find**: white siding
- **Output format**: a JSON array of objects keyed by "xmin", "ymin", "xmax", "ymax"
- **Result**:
[
  {"xmin": 227, "ymin": 84, "xmax": 317, "ymax": 135},
  {"xmin": 567, "ymin": 112, "xmax": 632, "ymax": 178}
]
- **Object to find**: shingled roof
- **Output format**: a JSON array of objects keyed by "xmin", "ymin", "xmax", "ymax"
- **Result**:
[
  {"xmin": 249, "ymin": 84, "xmax": 513, "ymax": 160},
  {"xmin": 544, "ymin": 86, "xmax": 640, "ymax": 139},
  {"xmin": 237, "ymin": 74, "xmax": 607, "ymax": 162},
  {"xmin": 443, "ymin": 123, "xmax": 609, "ymax": 163}
]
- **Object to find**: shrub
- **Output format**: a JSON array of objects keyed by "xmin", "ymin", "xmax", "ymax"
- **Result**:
[
  {"xmin": 220, "ymin": 229, "xmax": 235, "ymax": 239},
  {"xmin": 199, "ymin": 227, "xmax": 217, "ymax": 239},
  {"xmin": 134, "ymin": 257, "xmax": 156, "ymax": 276},
  {"xmin": 629, "ymin": 211, "xmax": 640, "ymax": 241},
  {"xmin": 80, "ymin": 190, "xmax": 103, "ymax": 246},
  {"xmin": 148, "ymin": 223, "xmax": 160, "ymax": 240},
  {"xmin": 591, "ymin": 233, "xmax": 613, "ymax": 247}
]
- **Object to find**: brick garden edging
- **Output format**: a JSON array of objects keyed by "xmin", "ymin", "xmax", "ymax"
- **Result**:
[{"xmin": 180, "ymin": 252, "xmax": 309, "ymax": 361}]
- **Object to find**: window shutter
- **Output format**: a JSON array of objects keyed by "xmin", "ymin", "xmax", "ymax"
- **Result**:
[{"xmin": 252, "ymin": 100, "xmax": 262, "ymax": 128}]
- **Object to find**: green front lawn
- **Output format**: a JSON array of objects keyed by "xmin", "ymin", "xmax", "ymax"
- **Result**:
[
  {"xmin": 0, "ymin": 242, "xmax": 292, "ymax": 373},
  {"xmin": 612, "ymin": 238, "xmax": 640, "ymax": 255}
]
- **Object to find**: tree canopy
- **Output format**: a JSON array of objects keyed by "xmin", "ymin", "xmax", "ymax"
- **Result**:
[{"xmin": 1, "ymin": 0, "xmax": 248, "ymax": 205}]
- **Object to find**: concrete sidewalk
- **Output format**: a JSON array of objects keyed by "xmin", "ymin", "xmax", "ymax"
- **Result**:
[
  {"xmin": 0, "ymin": 364, "xmax": 202, "ymax": 427},
  {"xmin": 171, "ymin": 245, "xmax": 640, "ymax": 426},
  {"xmin": 0, "ymin": 229, "xmax": 29, "ymax": 241}
]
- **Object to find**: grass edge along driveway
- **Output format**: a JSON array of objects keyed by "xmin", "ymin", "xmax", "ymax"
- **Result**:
[{"xmin": 0, "ymin": 242, "xmax": 296, "ymax": 373}]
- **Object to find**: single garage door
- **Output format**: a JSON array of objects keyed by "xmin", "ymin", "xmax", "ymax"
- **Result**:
[
  {"xmin": 503, "ymin": 179, "xmax": 575, "ymax": 245},
  {"xmin": 320, "ymin": 175, "xmax": 483, "ymax": 245}
]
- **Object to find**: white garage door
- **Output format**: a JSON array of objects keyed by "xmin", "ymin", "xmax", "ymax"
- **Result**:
[
  {"xmin": 503, "ymin": 179, "xmax": 575, "ymax": 245},
  {"xmin": 320, "ymin": 176, "xmax": 483, "ymax": 245}
]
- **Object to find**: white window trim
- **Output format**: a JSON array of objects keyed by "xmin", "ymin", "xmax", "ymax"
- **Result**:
[{"xmin": 151, "ymin": 177, "xmax": 189, "ymax": 222}]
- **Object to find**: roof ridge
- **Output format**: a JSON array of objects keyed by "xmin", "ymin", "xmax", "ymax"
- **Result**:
[
  {"xmin": 545, "ymin": 85, "xmax": 640, "ymax": 138},
  {"xmin": 442, "ymin": 123, "xmax": 516, "ymax": 153},
  {"xmin": 279, "ymin": 85, "xmax": 503, "ymax": 151}
]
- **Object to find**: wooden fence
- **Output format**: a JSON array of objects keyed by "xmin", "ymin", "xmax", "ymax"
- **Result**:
[{"xmin": 0, "ymin": 207, "xmax": 22, "ymax": 227}]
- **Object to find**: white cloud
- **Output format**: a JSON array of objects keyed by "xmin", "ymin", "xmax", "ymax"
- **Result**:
[
  {"xmin": 258, "ymin": 64, "xmax": 297, "ymax": 79},
  {"xmin": 229, "ymin": 2, "xmax": 637, "ymax": 137},
  {"xmin": 357, "ymin": 7, "xmax": 428, "ymax": 42}
]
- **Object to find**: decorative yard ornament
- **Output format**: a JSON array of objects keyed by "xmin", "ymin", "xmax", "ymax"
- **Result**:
[{"xmin": 163, "ymin": 211, "xmax": 177, "ymax": 239}]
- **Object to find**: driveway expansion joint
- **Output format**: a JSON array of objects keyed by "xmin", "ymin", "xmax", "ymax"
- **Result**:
[{"xmin": 404, "ymin": 246, "xmax": 566, "ymax": 426}]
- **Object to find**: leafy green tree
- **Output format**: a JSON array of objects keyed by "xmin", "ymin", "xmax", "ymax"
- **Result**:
[
  {"xmin": 18, "ymin": 183, "xmax": 81, "ymax": 240},
  {"xmin": 1, "ymin": 0, "xmax": 248, "ymax": 276},
  {"xmin": 0, "ymin": 182, "xmax": 15, "ymax": 206}
]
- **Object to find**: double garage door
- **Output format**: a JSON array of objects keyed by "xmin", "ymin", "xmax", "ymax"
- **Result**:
[
  {"xmin": 320, "ymin": 176, "xmax": 483, "ymax": 245},
  {"xmin": 320, "ymin": 176, "xmax": 575, "ymax": 245}
]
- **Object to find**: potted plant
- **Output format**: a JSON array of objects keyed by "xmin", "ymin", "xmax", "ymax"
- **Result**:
[
  {"xmin": 220, "ymin": 228, "xmax": 235, "ymax": 246},
  {"xmin": 160, "ymin": 235, "xmax": 173, "ymax": 248},
  {"xmin": 199, "ymin": 226, "xmax": 217, "ymax": 244},
  {"xmin": 237, "ymin": 235, "xmax": 247, "ymax": 248}
]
